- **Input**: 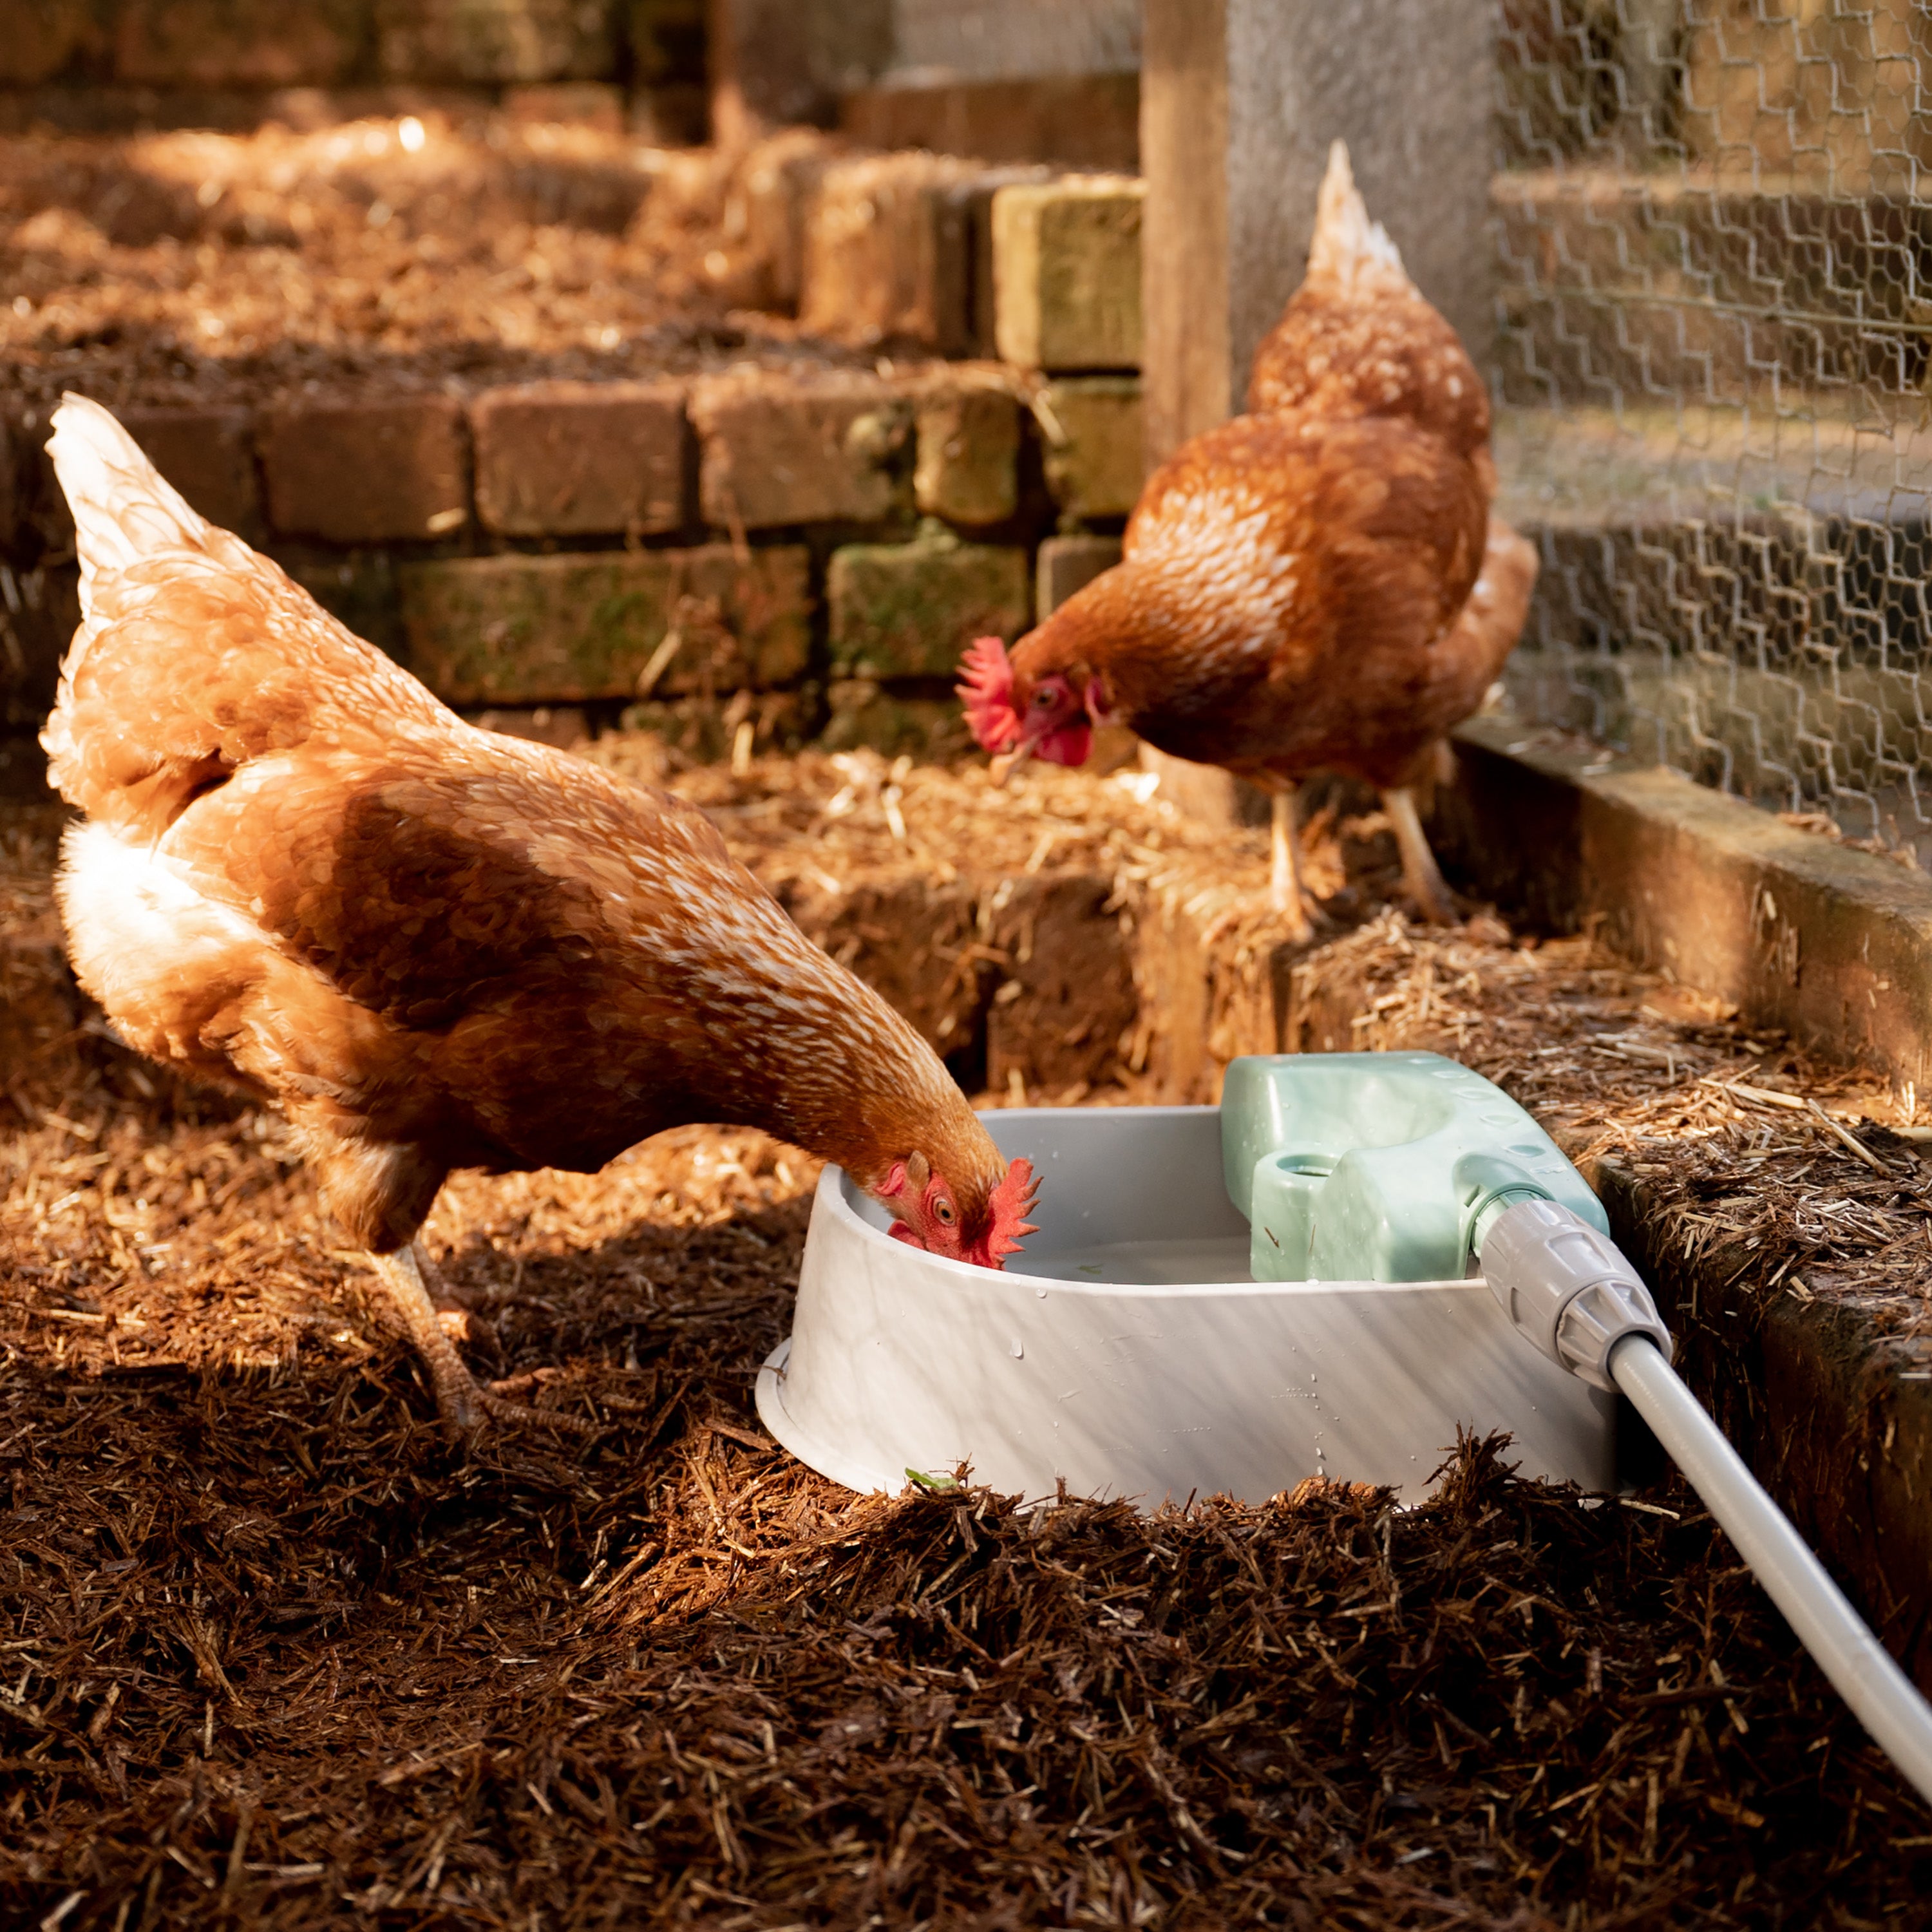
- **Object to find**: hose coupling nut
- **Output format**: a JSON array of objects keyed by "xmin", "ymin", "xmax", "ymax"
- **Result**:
[{"xmin": 1479, "ymin": 1198, "xmax": 1673, "ymax": 1391}]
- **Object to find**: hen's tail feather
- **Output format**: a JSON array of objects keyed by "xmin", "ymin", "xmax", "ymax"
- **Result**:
[
  {"xmin": 1453, "ymin": 518, "xmax": 1540, "ymax": 690},
  {"xmin": 48, "ymin": 394, "xmax": 215, "ymax": 617},
  {"xmin": 40, "ymin": 393, "xmax": 455, "ymax": 839},
  {"xmin": 1307, "ymin": 139, "xmax": 1410, "ymax": 290}
]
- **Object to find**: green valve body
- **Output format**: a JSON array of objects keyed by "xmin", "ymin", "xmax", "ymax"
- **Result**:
[{"xmin": 1220, "ymin": 1052, "xmax": 1609, "ymax": 1282}]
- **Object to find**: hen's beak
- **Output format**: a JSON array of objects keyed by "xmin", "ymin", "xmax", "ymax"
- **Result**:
[{"xmin": 991, "ymin": 739, "xmax": 1035, "ymax": 788}]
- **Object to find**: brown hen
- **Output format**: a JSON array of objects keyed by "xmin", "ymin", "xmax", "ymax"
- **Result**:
[
  {"xmin": 43, "ymin": 395, "xmax": 1036, "ymax": 1436},
  {"xmin": 961, "ymin": 143, "xmax": 1535, "ymax": 937}
]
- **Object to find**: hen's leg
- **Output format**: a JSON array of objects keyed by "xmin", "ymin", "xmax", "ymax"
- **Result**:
[
  {"xmin": 1269, "ymin": 788, "xmax": 1312, "ymax": 942},
  {"xmin": 368, "ymin": 1242, "xmax": 592, "ymax": 1439},
  {"xmin": 1382, "ymin": 786, "xmax": 1457, "ymax": 925},
  {"xmin": 413, "ymin": 1244, "xmax": 494, "ymax": 1352}
]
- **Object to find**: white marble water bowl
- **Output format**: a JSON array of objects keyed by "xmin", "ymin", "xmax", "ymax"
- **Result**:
[{"xmin": 755, "ymin": 1106, "xmax": 1615, "ymax": 1508}]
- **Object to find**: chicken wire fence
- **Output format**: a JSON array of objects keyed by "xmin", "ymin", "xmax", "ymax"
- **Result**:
[{"xmin": 1493, "ymin": 1, "xmax": 1932, "ymax": 858}]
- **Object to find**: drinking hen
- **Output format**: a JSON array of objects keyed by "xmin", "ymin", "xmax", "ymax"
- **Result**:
[
  {"xmin": 41, "ymin": 395, "xmax": 1037, "ymax": 1436},
  {"xmin": 960, "ymin": 143, "xmax": 1536, "ymax": 938}
]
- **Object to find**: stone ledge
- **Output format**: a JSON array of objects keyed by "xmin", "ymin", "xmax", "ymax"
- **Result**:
[
  {"xmin": 1435, "ymin": 714, "xmax": 1932, "ymax": 1100},
  {"xmin": 1423, "ymin": 714, "xmax": 1932, "ymax": 1688}
]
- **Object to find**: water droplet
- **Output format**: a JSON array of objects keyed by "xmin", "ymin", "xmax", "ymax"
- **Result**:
[{"xmin": 1009, "ymin": 1338, "xmax": 1024, "ymax": 1359}]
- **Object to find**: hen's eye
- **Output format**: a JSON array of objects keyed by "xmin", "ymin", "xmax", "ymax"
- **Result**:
[
  {"xmin": 934, "ymin": 1199, "xmax": 956, "ymax": 1225},
  {"xmin": 1032, "ymin": 689, "xmax": 1056, "ymax": 707}
]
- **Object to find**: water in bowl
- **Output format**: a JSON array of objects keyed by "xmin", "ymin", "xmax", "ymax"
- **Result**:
[{"xmin": 1017, "ymin": 1234, "xmax": 1253, "ymax": 1287}]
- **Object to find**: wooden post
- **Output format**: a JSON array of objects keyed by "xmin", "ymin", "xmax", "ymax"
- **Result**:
[{"xmin": 1141, "ymin": 0, "xmax": 1495, "ymax": 466}]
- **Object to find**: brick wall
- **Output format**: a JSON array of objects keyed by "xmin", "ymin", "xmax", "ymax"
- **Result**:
[{"xmin": 0, "ymin": 166, "xmax": 1149, "ymax": 784}]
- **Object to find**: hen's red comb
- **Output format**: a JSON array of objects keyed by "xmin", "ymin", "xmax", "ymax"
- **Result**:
[
  {"xmin": 956, "ymin": 634, "xmax": 1021, "ymax": 753},
  {"xmin": 983, "ymin": 1157, "xmax": 1040, "ymax": 1267}
]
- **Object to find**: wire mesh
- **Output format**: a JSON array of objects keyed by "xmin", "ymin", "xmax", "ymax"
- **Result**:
[{"xmin": 1493, "ymin": 1, "xmax": 1932, "ymax": 857}]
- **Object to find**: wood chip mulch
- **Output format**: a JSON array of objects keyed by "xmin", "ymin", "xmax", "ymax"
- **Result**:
[
  {"xmin": 3, "ymin": 770, "xmax": 1930, "ymax": 1927},
  {"xmin": 1, "ymin": 117, "xmax": 863, "ymax": 413}
]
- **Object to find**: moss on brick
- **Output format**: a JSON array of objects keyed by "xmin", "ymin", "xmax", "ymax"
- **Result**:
[
  {"xmin": 992, "ymin": 176, "xmax": 1143, "ymax": 372},
  {"xmin": 398, "ymin": 544, "xmax": 810, "ymax": 706},
  {"xmin": 827, "ymin": 527, "xmax": 1029, "ymax": 681},
  {"xmin": 914, "ymin": 379, "xmax": 1021, "ymax": 527}
]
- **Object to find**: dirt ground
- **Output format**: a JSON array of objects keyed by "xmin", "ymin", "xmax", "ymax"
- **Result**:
[
  {"xmin": 4, "ymin": 755, "xmax": 1932, "ymax": 1927},
  {"xmin": 0, "ymin": 114, "xmax": 857, "ymax": 413}
]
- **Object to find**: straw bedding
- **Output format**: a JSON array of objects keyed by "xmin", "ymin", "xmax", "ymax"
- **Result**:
[{"xmin": 3, "ymin": 753, "xmax": 1927, "ymax": 1927}]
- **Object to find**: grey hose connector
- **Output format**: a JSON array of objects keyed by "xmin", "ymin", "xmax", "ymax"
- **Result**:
[
  {"xmin": 1480, "ymin": 1197, "xmax": 1673, "ymax": 1390},
  {"xmin": 1480, "ymin": 1198, "xmax": 1932, "ymax": 1810}
]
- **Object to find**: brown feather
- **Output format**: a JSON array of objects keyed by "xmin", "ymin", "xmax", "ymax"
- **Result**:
[
  {"xmin": 992, "ymin": 144, "xmax": 1530, "ymax": 806},
  {"xmin": 43, "ymin": 400, "xmax": 1012, "ymax": 1262}
]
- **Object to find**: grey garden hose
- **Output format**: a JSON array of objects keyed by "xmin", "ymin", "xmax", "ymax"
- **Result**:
[{"xmin": 1479, "ymin": 1198, "xmax": 1932, "ymax": 1809}]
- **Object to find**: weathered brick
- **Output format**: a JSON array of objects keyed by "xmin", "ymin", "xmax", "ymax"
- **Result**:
[
  {"xmin": 120, "ymin": 406, "xmax": 260, "ymax": 536},
  {"xmin": 261, "ymin": 396, "xmax": 469, "ymax": 545},
  {"xmin": 820, "ymin": 681, "xmax": 974, "ymax": 761},
  {"xmin": 689, "ymin": 369, "xmax": 913, "ymax": 530},
  {"xmin": 800, "ymin": 151, "xmax": 985, "ymax": 355},
  {"xmin": 777, "ymin": 146, "xmax": 1048, "ymax": 350},
  {"xmin": 504, "ymin": 81, "xmax": 627, "ymax": 129},
  {"xmin": 828, "ymin": 527, "xmax": 1029, "ymax": 681},
  {"xmin": 914, "ymin": 373, "xmax": 1019, "ymax": 528},
  {"xmin": 470, "ymin": 380, "xmax": 687, "ymax": 537},
  {"xmin": 841, "ymin": 71, "xmax": 1141, "ymax": 174},
  {"xmin": 1036, "ymin": 532, "xmax": 1122, "ymax": 621},
  {"xmin": 619, "ymin": 689, "xmax": 811, "ymax": 763},
  {"xmin": 375, "ymin": 0, "xmax": 617, "ymax": 83},
  {"xmin": 1040, "ymin": 376, "xmax": 1143, "ymax": 520},
  {"xmin": 992, "ymin": 175, "xmax": 1144, "ymax": 372},
  {"xmin": 729, "ymin": 127, "xmax": 846, "ymax": 313},
  {"xmin": 0, "ymin": 415, "xmax": 24, "ymax": 554},
  {"xmin": 113, "ymin": 0, "xmax": 366, "ymax": 88},
  {"xmin": 399, "ymin": 544, "xmax": 810, "ymax": 705},
  {"xmin": 4, "ymin": 0, "xmax": 96, "ymax": 87}
]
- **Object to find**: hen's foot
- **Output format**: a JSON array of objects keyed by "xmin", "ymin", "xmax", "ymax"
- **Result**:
[{"xmin": 368, "ymin": 1244, "xmax": 594, "ymax": 1441}]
